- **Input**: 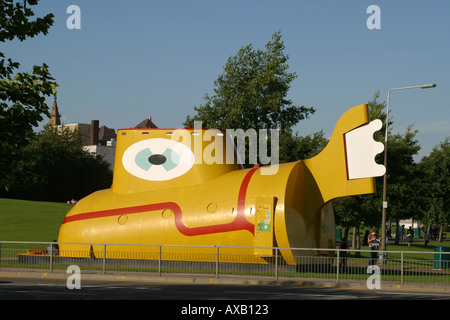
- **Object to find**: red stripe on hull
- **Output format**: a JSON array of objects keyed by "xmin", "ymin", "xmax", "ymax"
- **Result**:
[{"xmin": 62, "ymin": 168, "xmax": 258, "ymax": 236}]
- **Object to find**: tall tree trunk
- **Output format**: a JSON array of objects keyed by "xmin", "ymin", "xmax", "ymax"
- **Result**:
[
  {"xmin": 352, "ymin": 226, "xmax": 360, "ymax": 257},
  {"xmin": 344, "ymin": 227, "xmax": 350, "ymax": 242},
  {"xmin": 394, "ymin": 218, "xmax": 400, "ymax": 245}
]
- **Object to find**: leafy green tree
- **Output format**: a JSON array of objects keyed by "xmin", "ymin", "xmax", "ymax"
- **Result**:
[
  {"xmin": 0, "ymin": 0, "xmax": 57, "ymax": 191},
  {"xmin": 333, "ymin": 92, "xmax": 385, "ymax": 233},
  {"xmin": 384, "ymin": 127, "xmax": 421, "ymax": 233},
  {"xmin": 278, "ymin": 130, "xmax": 327, "ymax": 162},
  {"xmin": 333, "ymin": 91, "xmax": 421, "ymax": 246},
  {"xmin": 419, "ymin": 138, "xmax": 450, "ymax": 240},
  {"xmin": 5, "ymin": 126, "xmax": 113, "ymax": 202},
  {"xmin": 184, "ymin": 31, "xmax": 315, "ymax": 165}
]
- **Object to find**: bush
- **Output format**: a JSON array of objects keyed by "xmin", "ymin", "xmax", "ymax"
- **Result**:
[{"xmin": 3, "ymin": 125, "xmax": 112, "ymax": 202}]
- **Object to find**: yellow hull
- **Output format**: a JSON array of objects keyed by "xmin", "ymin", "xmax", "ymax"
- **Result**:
[{"xmin": 58, "ymin": 104, "xmax": 384, "ymax": 265}]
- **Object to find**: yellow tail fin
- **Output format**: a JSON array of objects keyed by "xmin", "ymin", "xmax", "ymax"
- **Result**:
[{"xmin": 304, "ymin": 104, "xmax": 385, "ymax": 203}]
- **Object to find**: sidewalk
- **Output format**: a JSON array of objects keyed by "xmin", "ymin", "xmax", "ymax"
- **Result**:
[{"xmin": 1, "ymin": 268, "xmax": 449, "ymax": 294}]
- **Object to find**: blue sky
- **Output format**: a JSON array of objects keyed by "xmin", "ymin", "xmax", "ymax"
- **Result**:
[{"xmin": 5, "ymin": 0, "xmax": 449, "ymax": 160}]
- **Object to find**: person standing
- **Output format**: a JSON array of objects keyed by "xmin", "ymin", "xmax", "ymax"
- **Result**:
[
  {"xmin": 368, "ymin": 227, "xmax": 381, "ymax": 266},
  {"xmin": 406, "ymin": 229, "xmax": 413, "ymax": 247},
  {"xmin": 339, "ymin": 238, "xmax": 348, "ymax": 273}
]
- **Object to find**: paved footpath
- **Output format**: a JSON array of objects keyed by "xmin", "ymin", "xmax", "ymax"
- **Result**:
[{"xmin": 1, "ymin": 269, "xmax": 449, "ymax": 294}]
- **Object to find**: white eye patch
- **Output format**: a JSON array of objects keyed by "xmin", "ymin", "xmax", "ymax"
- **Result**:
[{"xmin": 122, "ymin": 138, "xmax": 195, "ymax": 181}]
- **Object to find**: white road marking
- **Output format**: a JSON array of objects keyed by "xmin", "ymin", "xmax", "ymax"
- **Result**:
[{"xmin": 224, "ymin": 290, "xmax": 358, "ymax": 299}]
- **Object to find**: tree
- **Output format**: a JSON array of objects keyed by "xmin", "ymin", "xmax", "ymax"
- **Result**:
[
  {"xmin": 184, "ymin": 31, "xmax": 315, "ymax": 165},
  {"xmin": 5, "ymin": 125, "xmax": 113, "ymax": 202},
  {"xmin": 333, "ymin": 91, "xmax": 421, "ymax": 246},
  {"xmin": 0, "ymin": 0, "xmax": 57, "ymax": 191},
  {"xmin": 419, "ymin": 138, "xmax": 450, "ymax": 240},
  {"xmin": 384, "ymin": 128, "xmax": 421, "ymax": 234},
  {"xmin": 278, "ymin": 130, "xmax": 327, "ymax": 162},
  {"xmin": 333, "ymin": 92, "xmax": 385, "ymax": 235}
]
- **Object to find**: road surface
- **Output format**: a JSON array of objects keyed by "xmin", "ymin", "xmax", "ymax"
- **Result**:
[{"xmin": 0, "ymin": 276, "xmax": 448, "ymax": 301}]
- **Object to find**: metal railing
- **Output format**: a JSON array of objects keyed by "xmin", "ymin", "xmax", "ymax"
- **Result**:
[{"xmin": 0, "ymin": 241, "xmax": 449, "ymax": 285}]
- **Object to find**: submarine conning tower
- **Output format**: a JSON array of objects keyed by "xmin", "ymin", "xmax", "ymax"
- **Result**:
[{"xmin": 113, "ymin": 127, "xmax": 243, "ymax": 194}]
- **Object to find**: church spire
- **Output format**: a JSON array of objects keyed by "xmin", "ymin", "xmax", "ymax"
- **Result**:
[{"xmin": 48, "ymin": 94, "xmax": 61, "ymax": 126}]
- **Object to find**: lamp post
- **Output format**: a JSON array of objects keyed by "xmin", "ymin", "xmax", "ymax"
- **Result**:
[{"xmin": 381, "ymin": 84, "xmax": 436, "ymax": 252}]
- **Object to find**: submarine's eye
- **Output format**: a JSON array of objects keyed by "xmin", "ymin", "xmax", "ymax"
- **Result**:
[{"xmin": 122, "ymin": 138, "xmax": 195, "ymax": 181}]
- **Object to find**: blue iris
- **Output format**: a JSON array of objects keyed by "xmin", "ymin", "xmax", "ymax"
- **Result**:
[{"xmin": 135, "ymin": 148, "xmax": 180, "ymax": 172}]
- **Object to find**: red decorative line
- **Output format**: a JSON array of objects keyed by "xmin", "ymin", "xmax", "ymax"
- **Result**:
[
  {"xmin": 62, "ymin": 167, "xmax": 258, "ymax": 236},
  {"xmin": 62, "ymin": 203, "xmax": 172, "ymax": 224}
]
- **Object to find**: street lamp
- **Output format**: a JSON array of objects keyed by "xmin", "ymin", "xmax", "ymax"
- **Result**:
[{"xmin": 381, "ymin": 84, "xmax": 437, "ymax": 252}]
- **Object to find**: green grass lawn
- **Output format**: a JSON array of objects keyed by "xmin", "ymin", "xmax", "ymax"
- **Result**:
[
  {"xmin": 340, "ymin": 226, "xmax": 450, "ymax": 260},
  {"xmin": 0, "ymin": 198, "xmax": 72, "ymax": 242},
  {"xmin": 353, "ymin": 242, "xmax": 450, "ymax": 262}
]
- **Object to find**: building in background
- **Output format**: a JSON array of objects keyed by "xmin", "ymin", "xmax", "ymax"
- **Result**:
[
  {"xmin": 48, "ymin": 96, "xmax": 61, "ymax": 126},
  {"xmin": 48, "ymin": 96, "xmax": 158, "ymax": 169}
]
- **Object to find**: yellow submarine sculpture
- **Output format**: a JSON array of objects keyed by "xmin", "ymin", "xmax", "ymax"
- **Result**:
[{"xmin": 57, "ymin": 104, "xmax": 385, "ymax": 265}]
